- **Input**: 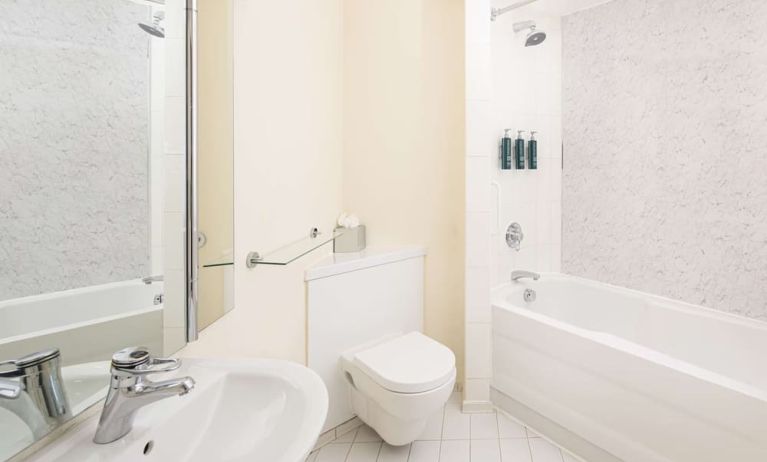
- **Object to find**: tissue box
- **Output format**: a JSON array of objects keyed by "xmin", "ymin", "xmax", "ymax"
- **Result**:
[{"xmin": 334, "ymin": 225, "xmax": 366, "ymax": 253}]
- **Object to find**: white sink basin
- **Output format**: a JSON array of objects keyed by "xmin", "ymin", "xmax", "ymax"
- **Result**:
[{"xmin": 29, "ymin": 359, "xmax": 328, "ymax": 462}]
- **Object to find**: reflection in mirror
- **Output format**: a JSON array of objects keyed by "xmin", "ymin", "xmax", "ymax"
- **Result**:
[
  {"xmin": 0, "ymin": 0, "xmax": 189, "ymax": 459},
  {"xmin": 197, "ymin": 0, "xmax": 234, "ymax": 330}
]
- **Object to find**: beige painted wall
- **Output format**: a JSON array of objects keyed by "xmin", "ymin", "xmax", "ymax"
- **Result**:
[
  {"xmin": 342, "ymin": 0, "xmax": 466, "ymax": 379},
  {"xmin": 184, "ymin": 1, "xmax": 465, "ymax": 377},
  {"xmin": 182, "ymin": 0, "xmax": 343, "ymax": 361}
]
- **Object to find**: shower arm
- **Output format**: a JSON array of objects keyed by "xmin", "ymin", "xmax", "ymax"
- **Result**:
[{"xmin": 491, "ymin": 0, "xmax": 538, "ymax": 21}]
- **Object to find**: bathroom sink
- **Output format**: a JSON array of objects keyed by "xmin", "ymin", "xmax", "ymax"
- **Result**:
[{"xmin": 28, "ymin": 359, "xmax": 329, "ymax": 462}]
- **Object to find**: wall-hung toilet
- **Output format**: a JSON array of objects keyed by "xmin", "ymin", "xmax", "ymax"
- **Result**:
[
  {"xmin": 305, "ymin": 247, "xmax": 457, "ymax": 444},
  {"xmin": 341, "ymin": 331, "xmax": 456, "ymax": 445}
]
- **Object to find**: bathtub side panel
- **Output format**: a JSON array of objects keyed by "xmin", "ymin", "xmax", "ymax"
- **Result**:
[{"xmin": 492, "ymin": 305, "xmax": 767, "ymax": 462}]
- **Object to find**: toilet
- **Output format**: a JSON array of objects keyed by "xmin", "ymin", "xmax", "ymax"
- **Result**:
[{"xmin": 340, "ymin": 331, "xmax": 456, "ymax": 446}]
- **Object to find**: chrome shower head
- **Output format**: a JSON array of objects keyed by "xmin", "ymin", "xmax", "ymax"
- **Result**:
[
  {"xmin": 138, "ymin": 11, "xmax": 165, "ymax": 38},
  {"xmin": 525, "ymin": 26, "xmax": 546, "ymax": 47},
  {"xmin": 512, "ymin": 20, "xmax": 546, "ymax": 47}
]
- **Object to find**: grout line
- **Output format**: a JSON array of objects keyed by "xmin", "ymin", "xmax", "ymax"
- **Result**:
[
  {"xmin": 495, "ymin": 413, "xmax": 503, "ymax": 461},
  {"xmin": 525, "ymin": 436, "xmax": 534, "ymax": 462},
  {"xmin": 342, "ymin": 440, "xmax": 353, "ymax": 462},
  {"xmin": 468, "ymin": 413, "xmax": 472, "ymax": 462}
]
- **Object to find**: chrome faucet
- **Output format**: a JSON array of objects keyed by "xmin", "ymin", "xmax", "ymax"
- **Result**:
[
  {"xmin": 0, "ymin": 349, "xmax": 72, "ymax": 439},
  {"xmin": 511, "ymin": 270, "xmax": 540, "ymax": 282},
  {"xmin": 94, "ymin": 347, "xmax": 195, "ymax": 444},
  {"xmin": 142, "ymin": 275, "xmax": 164, "ymax": 284}
]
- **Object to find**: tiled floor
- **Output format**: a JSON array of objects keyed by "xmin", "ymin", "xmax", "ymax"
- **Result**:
[{"xmin": 306, "ymin": 393, "xmax": 581, "ymax": 462}]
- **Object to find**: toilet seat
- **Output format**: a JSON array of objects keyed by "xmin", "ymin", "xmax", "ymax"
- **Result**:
[
  {"xmin": 341, "ymin": 331, "xmax": 457, "ymax": 445},
  {"xmin": 352, "ymin": 332, "xmax": 455, "ymax": 394}
]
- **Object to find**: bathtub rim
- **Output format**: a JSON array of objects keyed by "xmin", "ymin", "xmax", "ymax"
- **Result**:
[
  {"xmin": 493, "ymin": 272, "xmax": 767, "ymax": 332},
  {"xmin": 0, "ymin": 279, "xmax": 155, "ymax": 309},
  {"xmin": 492, "ymin": 273, "xmax": 767, "ymax": 403}
]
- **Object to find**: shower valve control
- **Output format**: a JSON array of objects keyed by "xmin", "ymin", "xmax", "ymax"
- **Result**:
[{"xmin": 506, "ymin": 222, "xmax": 524, "ymax": 251}]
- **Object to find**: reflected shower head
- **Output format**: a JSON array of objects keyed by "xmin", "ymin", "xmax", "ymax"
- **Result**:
[
  {"xmin": 138, "ymin": 11, "xmax": 165, "ymax": 38},
  {"xmin": 512, "ymin": 20, "xmax": 546, "ymax": 47}
]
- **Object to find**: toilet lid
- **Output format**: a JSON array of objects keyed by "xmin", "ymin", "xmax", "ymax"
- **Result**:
[{"xmin": 353, "ymin": 332, "xmax": 456, "ymax": 394}]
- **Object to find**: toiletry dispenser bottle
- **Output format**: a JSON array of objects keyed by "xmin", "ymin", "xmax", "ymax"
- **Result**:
[
  {"xmin": 528, "ymin": 131, "xmax": 538, "ymax": 170},
  {"xmin": 501, "ymin": 129, "xmax": 513, "ymax": 170},
  {"xmin": 515, "ymin": 131, "xmax": 526, "ymax": 170}
]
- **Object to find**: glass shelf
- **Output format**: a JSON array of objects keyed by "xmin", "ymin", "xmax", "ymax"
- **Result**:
[
  {"xmin": 202, "ymin": 250, "xmax": 234, "ymax": 268},
  {"xmin": 202, "ymin": 259, "xmax": 234, "ymax": 268},
  {"xmin": 247, "ymin": 229, "xmax": 345, "ymax": 267}
]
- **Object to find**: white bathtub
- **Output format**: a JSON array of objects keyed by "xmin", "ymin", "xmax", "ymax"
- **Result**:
[
  {"xmin": 491, "ymin": 274, "xmax": 767, "ymax": 462},
  {"xmin": 0, "ymin": 280, "xmax": 163, "ymax": 366}
]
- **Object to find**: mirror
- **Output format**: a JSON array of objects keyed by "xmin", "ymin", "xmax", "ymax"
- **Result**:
[
  {"xmin": 0, "ymin": 0, "xmax": 233, "ymax": 459},
  {"xmin": 197, "ymin": 0, "xmax": 234, "ymax": 330}
]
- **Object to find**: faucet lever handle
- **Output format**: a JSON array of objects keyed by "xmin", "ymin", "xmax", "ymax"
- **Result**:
[
  {"xmin": 141, "ymin": 357, "xmax": 181, "ymax": 374},
  {"xmin": 0, "ymin": 379, "xmax": 21, "ymax": 399},
  {"xmin": 111, "ymin": 347, "xmax": 181, "ymax": 375}
]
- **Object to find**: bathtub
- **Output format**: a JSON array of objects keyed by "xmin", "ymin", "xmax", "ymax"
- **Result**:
[
  {"xmin": 0, "ymin": 280, "xmax": 163, "ymax": 367},
  {"xmin": 491, "ymin": 274, "xmax": 767, "ymax": 462}
]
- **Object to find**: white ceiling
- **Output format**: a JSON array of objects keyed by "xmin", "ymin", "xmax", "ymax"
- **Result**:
[{"xmin": 492, "ymin": 0, "xmax": 616, "ymax": 17}]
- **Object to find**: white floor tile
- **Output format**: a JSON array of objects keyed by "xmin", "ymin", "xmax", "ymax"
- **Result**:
[
  {"xmin": 470, "ymin": 439, "xmax": 502, "ymax": 462},
  {"xmin": 316, "ymin": 443, "xmax": 351, "ymax": 462},
  {"xmin": 499, "ymin": 439, "xmax": 532, "ymax": 462},
  {"xmin": 497, "ymin": 413, "xmax": 526, "ymax": 439},
  {"xmin": 337, "ymin": 417, "xmax": 363, "ymax": 436},
  {"xmin": 470, "ymin": 413, "xmax": 499, "ymax": 439},
  {"xmin": 418, "ymin": 408, "xmax": 445, "ymax": 440},
  {"xmin": 528, "ymin": 438, "xmax": 564, "ymax": 462},
  {"xmin": 378, "ymin": 443, "xmax": 411, "ymax": 462},
  {"xmin": 314, "ymin": 429, "xmax": 336, "ymax": 450},
  {"xmin": 335, "ymin": 427, "xmax": 359, "ymax": 443},
  {"xmin": 408, "ymin": 440, "xmax": 440, "ymax": 462},
  {"xmin": 439, "ymin": 440, "xmax": 470, "ymax": 462},
  {"xmin": 442, "ymin": 401, "xmax": 470, "ymax": 440},
  {"xmin": 355, "ymin": 424, "xmax": 383, "ymax": 443},
  {"xmin": 561, "ymin": 452, "xmax": 581, "ymax": 462},
  {"xmin": 315, "ymin": 406, "xmax": 575, "ymax": 462},
  {"xmin": 526, "ymin": 428, "xmax": 541, "ymax": 438},
  {"xmin": 346, "ymin": 442, "xmax": 381, "ymax": 462}
]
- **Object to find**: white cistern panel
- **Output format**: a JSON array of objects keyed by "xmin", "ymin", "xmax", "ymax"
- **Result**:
[{"xmin": 306, "ymin": 247, "xmax": 425, "ymax": 432}]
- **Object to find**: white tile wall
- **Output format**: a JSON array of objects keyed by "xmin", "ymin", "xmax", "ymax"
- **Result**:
[
  {"xmin": 464, "ymin": 1, "xmax": 563, "ymax": 408},
  {"xmin": 162, "ymin": 0, "xmax": 188, "ymax": 355},
  {"xmin": 464, "ymin": 0, "xmax": 493, "ymax": 409}
]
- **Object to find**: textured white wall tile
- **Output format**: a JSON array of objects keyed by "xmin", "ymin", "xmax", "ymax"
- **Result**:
[
  {"xmin": 466, "ymin": 100, "xmax": 495, "ymax": 156},
  {"xmin": 466, "ymin": 265, "xmax": 491, "ymax": 323},
  {"xmin": 0, "ymin": 1, "xmax": 151, "ymax": 299},
  {"xmin": 466, "ymin": 157, "xmax": 491, "ymax": 212},
  {"xmin": 464, "ymin": 378, "xmax": 490, "ymax": 402},
  {"xmin": 466, "ymin": 0, "xmax": 490, "ymax": 46},
  {"xmin": 562, "ymin": 0, "xmax": 767, "ymax": 321},
  {"xmin": 491, "ymin": 14, "xmax": 563, "ymax": 288},
  {"xmin": 466, "ymin": 212, "xmax": 491, "ymax": 267},
  {"xmin": 465, "ymin": 322, "xmax": 491, "ymax": 378},
  {"xmin": 466, "ymin": 44, "xmax": 493, "ymax": 101}
]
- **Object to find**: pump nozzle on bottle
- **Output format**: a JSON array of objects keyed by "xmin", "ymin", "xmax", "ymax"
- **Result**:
[
  {"xmin": 514, "ymin": 131, "xmax": 526, "ymax": 169},
  {"xmin": 528, "ymin": 130, "xmax": 538, "ymax": 170}
]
